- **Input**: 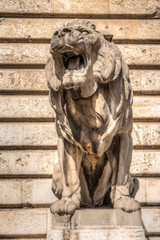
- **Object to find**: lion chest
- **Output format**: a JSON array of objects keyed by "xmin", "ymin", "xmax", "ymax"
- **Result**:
[
  {"xmin": 63, "ymin": 86, "xmax": 112, "ymax": 153},
  {"xmin": 64, "ymin": 87, "xmax": 110, "ymax": 129}
]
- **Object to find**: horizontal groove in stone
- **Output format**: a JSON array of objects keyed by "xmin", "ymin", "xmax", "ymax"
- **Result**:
[
  {"xmin": 0, "ymin": 90, "xmax": 49, "ymax": 95},
  {"xmin": 133, "ymin": 119, "xmax": 160, "ymax": 122},
  {"xmin": 0, "ymin": 203, "xmax": 159, "ymax": 209},
  {"xmin": 0, "ymin": 175, "xmax": 160, "ymax": 179},
  {"xmin": 1, "ymin": 64, "xmax": 160, "ymax": 70},
  {"xmin": 0, "ymin": 64, "xmax": 45, "ymax": 69},
  {"xmin": 0, "ymin": 146, "xmax": 159, "ymax": 151},
  {"xmin": 0, "ymin": 175, "xmax": 52, "ymax": 179},
  {"xmin": 0, "ymin": 118, "xmax": 159, "ymax": 123},
  {"xmin": 134, "ymin": 145, "xmax": 160, "ymax": 150},
  {"xmin": 1, "ymin": 39, "xmax": 160, "ymax": 44},
  {"xmin": 129, "ymin": 65, "xmax": 160, "ymax": 70},
  {"xmin": 0, "ymin": 204, "xmax": 50, "ymax": 208},
  {"xmin": 133, "ymin": 92, "xmax": 160, "ymax": 96},
  {"xmin": 0, "ymin": 91, "xmax": 160, "ymax": 96},
  {"xmin": 0, "ymin": 235, "xmax": 46, "ymax": 239},
  {"xmin": 0, "ymin": 238, "xmax": 46, "ymax": 240},
  {"xmin": 0, "ymin": 13, "xmax": 159, "ymax": 19},
  {"xmin": 0, "ymin": 39, "xmax": 51, "ymax": 44},
  {"xmin": 0, "ymin": 146, "xmax": 57, "ymax": 150},
  {"xmin": 0, "ymin": 118, "xmax": 55, "ymax": 122}
]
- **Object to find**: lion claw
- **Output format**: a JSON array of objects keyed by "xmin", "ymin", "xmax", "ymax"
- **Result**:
[
  {"xmin": 50, "ymin": 199, "xmax": 78, "ymax": 215},
  {"xmin": 113, "ymin": 197, "xmax": 141, "ymax": 213}
]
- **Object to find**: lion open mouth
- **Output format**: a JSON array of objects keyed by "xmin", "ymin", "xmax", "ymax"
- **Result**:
[
  {"xmin": 63, "ymin": 53, "xmax": 84, "ymax": 71},
  {"xmin": 56, "ymin": 49, "xmax": 88, "ymax": 89}
]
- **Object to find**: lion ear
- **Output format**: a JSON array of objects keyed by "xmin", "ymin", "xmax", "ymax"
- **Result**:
[
  {"xmin": 100, "ymin": 31, "xmax": 113, "ymax": 42},
  {"xmin": 45, "ymin": 58, "xmax": 62, "ymax": 91}
]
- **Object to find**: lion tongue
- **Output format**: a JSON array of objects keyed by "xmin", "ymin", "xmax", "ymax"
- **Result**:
[{"xmin": 67, "ymin": 56, "xmax": 81, "ymax": 70}]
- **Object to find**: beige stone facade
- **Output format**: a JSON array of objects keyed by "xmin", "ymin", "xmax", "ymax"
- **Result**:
[{"xmin": 0, "ymin": 0, "xmax": 160, "ymax": 239}]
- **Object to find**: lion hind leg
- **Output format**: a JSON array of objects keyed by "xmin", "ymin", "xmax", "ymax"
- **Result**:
[
  {"xmin": 110, "ymin": 133, "xmax": 140, "ymax": 212},
  {"xmin": 111, "ymin": 175, "xmax": 140, "ymax": 212},
  {"xmin": 93, "ymin": 160, "xmax": 112, "ymax": 206}
]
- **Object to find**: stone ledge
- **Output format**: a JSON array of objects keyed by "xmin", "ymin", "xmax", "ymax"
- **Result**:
[
  {"xmin": 47, "ymin": 208, "xmax": 146, "ymax": 240},
  {"xmin": 51, "ymin": 208, "xmax": 143, "ymax": 229}
]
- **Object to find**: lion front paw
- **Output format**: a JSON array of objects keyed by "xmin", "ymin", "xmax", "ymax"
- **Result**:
[
  {"xmin": 50, "ymin": 199, "xmax": 79, "ymax": 215},
  {"xmin": 113, "ymin": 197, "xmax": 141, "ymax": 213}
]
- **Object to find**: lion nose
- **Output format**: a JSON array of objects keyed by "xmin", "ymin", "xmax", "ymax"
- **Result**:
[{"xmin": 54, "ymin": 27, "xmax": 72, "ymax": 37}]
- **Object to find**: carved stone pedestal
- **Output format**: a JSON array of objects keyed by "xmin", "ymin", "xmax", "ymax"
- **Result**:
[{"xmin": 46, "ymin": 208, "xmax": 147, "ymax": 240}]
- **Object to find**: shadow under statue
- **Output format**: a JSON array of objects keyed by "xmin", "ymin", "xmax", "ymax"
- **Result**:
[{"xmin": 45, "ymin": 19, "xmax": 146, "ymax": 240}]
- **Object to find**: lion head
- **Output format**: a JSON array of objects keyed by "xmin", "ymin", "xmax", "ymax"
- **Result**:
[{"xmin": 46, "ymin": 19, "xmax": 131, "ymax": 101}]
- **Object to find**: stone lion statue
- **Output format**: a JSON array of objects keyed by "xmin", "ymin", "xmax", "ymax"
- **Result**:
[{"xmin": 45, "ymin": 19, "xmax": 140, "ymax": 215}]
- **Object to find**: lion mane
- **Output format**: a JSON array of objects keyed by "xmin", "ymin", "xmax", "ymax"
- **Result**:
[{"xmin": 45, "ymin": 19, "xmax": 140, "ymax": 214}]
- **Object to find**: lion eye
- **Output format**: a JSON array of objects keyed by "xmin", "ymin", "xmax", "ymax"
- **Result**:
[
  {"xmin": 54, "ymin": 30, "xmax": 58, "ymax": 36},
  {"xmin": 82, "ymin": 30, "xmax": 89, "ymax": 35}
]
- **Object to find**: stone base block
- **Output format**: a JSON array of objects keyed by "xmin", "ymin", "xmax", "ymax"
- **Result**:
[{"xmin": 46, "ymin": 208, "xmax": 147, "ymax": 240}]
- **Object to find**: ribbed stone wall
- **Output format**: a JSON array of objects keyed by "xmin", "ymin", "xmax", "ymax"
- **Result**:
[{"xmin": 0, "ymin": 1, "xmax": 160, "ymax": 239}]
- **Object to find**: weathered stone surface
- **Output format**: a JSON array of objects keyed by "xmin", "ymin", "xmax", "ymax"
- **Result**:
[
  {"xmin": 131, "ymin": 150, "xmax": 160, "ymax": 176},
  {"xmin": 132, "ymin": 123, "xmax": 160, "ymax": 147},
  {"xmin": 0, "ymin": 178, "xmax": 159, "ymax": 206},
  {"xmin": 0, "ymin": 44, "xmax": 159, "ymax": 65},
  {"xmin": 1, "ymin": 19, "xmax": 159, "ymax": 40},
  {"xmin": 118, "ymin": 45, "xmax": 160, "ymax": 66},
  {"xmin": 54, "ymin": 0, "xmax": 110, "ymax": 14},
  {"xmin": 0, "ymin": 0, "xmax": 54, "ymax": 14},
  {"xmin": 0, "ymin": 123, "xmax": 57, "ymax": 146},
  {"xmin": 0, "ymin": 69, "xmax": 48, "ymax": 91},
  {"xmin": 0, "ymin": 208, "xmax": 159, "ymax": 235},
  {"xmin": 0, "ymin": 150, "xmax": 160, "ymax": 176},
  {"xmin": 0, "ymin": 44, "xmax": 50, "ymax": 64},
  {"xmin": 0, "ymin": 95, "xmax": 159, "ymax": 119},
  {"xmin": 130, "ymin": 70, "xmax": 160, "ymax": 94},
  {"xmin": 142, "ymin": 208, "xmax": 160, "ymax": 235},
  {"xmin": 0, "ymin": 150, "xmax": 55, "ymax": 175},
  {"xmin": 0, "ymin": 19, "xmax": 158, "ymax": 40},
  {"xmin": 0, "ymin": 209, "xmax": 47, "ymax": 235},
  {"xmin": 139, "ymin": 20, "xmax": 160, "ymax": 39},
  {"xmin": 0, "ymin": 96, "xmax": 54, "ymax": 119},
  {"xmin": 0, "ymin": 0, "xmax": 159, "ymax": 16},
  {"xmin": 135, "ymin": 178, "xmax": 160, "ymax": 205},
  {"xmin": 110, "ymin": 0, "xmax": 160, "ymax": 17},
  {"xmin": 0, "ymin": 179, "xmax": 56, "ymax": 206},
  {"xmin": 1, "ymin": 69, "xmax": 160, "ymax": 94},
  {"xmin": 0, "ymin": 123, "xmax": 159, "ymax": 147},
  {"xmin": 133, "ymin": 96, "xmax": 160, "ymax": 119},
  {"xmin": 0, "ymin": 180, "xmax": 22, "ymax": 205},
  {"xmin": 55, "ymin": 0, "xmax": 160, "ymax": 16}
]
